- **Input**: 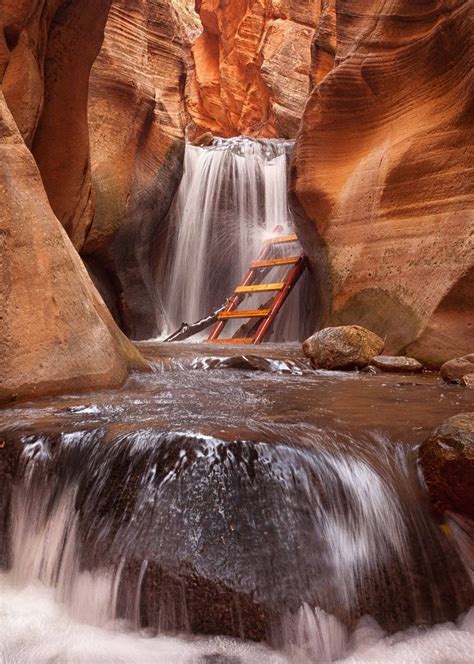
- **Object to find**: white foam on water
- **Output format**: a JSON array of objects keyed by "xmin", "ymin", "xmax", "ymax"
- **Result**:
[
  {"xmin": 0, "ymin": 576, "xmax": 287, "ymax": 664},
  {"xmin": 1, "ymin": 579, "xmax": 473, "ymax": 664}
]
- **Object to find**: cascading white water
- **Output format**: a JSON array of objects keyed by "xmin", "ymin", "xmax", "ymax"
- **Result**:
[
  {"xmin": 2, "ymin": 428, "xmax": 473, "ymax": 662},
  {"xmin": 158, "ymin": 137, "xmax": 311, "ymax": 341}
]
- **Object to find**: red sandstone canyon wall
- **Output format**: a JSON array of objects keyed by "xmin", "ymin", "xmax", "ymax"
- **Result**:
[
  {"xmin": 85, "ymin": 0, "xmax": 190, "ymax": 338},
  {"xmin": 293, "ymin": 0, "xmax": 474, "ymax": 366},
  {"xmin": 187, "ymin": 0, "xmax": 321, "ymax": 139},
  {"xmin": 0, "ymin": 1, "xmax": 148, "ymax": 400}
]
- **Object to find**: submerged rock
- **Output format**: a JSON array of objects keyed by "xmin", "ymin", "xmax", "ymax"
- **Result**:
[
  {"xmin": 4, "ymin": 427, "xmax": 472, "ymax": 645},
  {"xmin": 369, "ymin": 356, "xmax": 423, "ymax": 374},
  {"xmin": 303, "ymin": 326, "xmax": 384, "ymax": 370},
  {"xmin": 419, "ymin": 413, "xmax": 474, "ymax": 520},
  {"xmin": 440, "ymin": 355, "xmax": 474, "ymax": 382},
  {"xmin": 190, "ymin": 355, "xmax": 310, "ymax": 375}
]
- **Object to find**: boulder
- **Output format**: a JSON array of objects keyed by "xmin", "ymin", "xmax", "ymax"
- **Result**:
[
  {"xmin": 440, "ymin": 355, "xmax": 474, "ymax": 383},
  {"xmin": 303, "ymin": 325, "xmax": 384, "ymax": 370},
  {"xmin": 460, "ymin": 374, "xmax": 474, "ymax": 388},
  {"xmin": 6, "ymin": 427, "xmax": 472, "ymax": 640},
  {"xmin": 369, "ymin": 356, "xmax": 423, "ymax": 374},
  {"xmin": 419, "ymin": 413, "xmax": 474, "ymax": 520}
]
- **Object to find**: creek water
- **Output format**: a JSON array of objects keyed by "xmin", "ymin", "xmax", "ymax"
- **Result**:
[
  {"xmin": 156, "ymin": 138, "xmax": 312, "ymax": 341},
  {"xmin": 1, "ymin": 343, "xmax": 473, "ymax": 663}
]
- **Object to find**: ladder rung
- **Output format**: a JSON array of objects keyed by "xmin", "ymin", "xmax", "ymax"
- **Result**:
[
  {"xmin": 235, "ymin": 282, "xmax": 285, "ymax": 294},
  {"xmin": 210, "ymin": 338, "xmax": 256, "ymax": 344},
  {"xmin": 218, "ymin": 309, "xmax": 271, "ymax": 320},
  {"xmin": 267, "ymin": 234, "xmax": 298, "ymax": 245},
  {"xmin": 251, "ymin": 256, "xmax": 300, "ymax": 268}
]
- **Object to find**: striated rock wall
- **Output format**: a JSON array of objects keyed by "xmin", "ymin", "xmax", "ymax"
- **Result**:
[
  {"xmin": 293, "ymin": 0, "xmax": 474, "ymax": 367},
  {"xmin": 86, "ymin": 0, "xmax": 190, "ymax": 338},
  {"xmin": 187, "ymin": 0, "xmax": 321, "ymax": 139}
]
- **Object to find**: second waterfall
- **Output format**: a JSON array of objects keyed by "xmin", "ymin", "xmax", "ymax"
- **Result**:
[{"xmin": 156, "ymin": 137, "xmax": 312, "ymax": 341}]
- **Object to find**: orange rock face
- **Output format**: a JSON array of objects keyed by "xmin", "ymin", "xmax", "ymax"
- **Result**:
[
  {"xmin": 86, "ymin": 0, "xmax": 190, "ymax": 338},
  {"xmin": 0, "ymin": 2, "xmax": 149, "ymax": 400},
  {"xmin": 0, "ymin": 93, "xmax": 147, "ymax": 401},
  {"xmin": 187, "ymin": 0, "xmax": 320, "ymax": 139},
  {"xmin": 293, "ymin": 0, "xmax": 474, "ymax": 366},
  {"xmin": 1, "ymin": 0, "xmax": 112, "ymax": 249}
]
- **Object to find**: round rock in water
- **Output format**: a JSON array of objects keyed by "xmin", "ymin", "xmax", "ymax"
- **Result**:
[
  {"xmin": 303, "ymin": 325, "xmax": 384, "ymax": 370},
  {"xmin": 419, "ymin": 412, "xmax": 474, "ymax": 519},
  {"xmin": 440, "ymin": 354, "xmax": 474, "ymax": 382},
  {"xmin": 460, "ymin": 373, "xmax": 474, "ymax": 388},
  {"xmin": 369, "ymin": 356, "xmax": 423, "ymax": 373}
]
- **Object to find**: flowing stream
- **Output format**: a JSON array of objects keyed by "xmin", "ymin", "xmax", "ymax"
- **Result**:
[
  {"xmin": 156, "ymin": 138, "xmax": 312, "ymax": 341},
  {"xmin": 1, "ymin": 346, "xmax": 473, "ymax": 662}
]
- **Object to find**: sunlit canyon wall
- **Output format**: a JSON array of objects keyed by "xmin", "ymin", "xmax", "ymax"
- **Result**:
[{"xmin": 293, "ymin": 0, "xmax": 473, "ymax": 366}]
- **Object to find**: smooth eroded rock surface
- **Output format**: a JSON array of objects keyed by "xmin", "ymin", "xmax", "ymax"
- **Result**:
[
  {"xmin": 369, "ymin": 356, "xmax": 423, "ymax": 374},
  {"xmin": 293, "ymin": 0, "xmax": 474, "ymax": 367},
  {"xmin": 0, "ymin": 94, "xmax": 148, "ymax": 400},
  {"xmin": 303, "ymin": 325, "xmax": 384, "ymax": 370},
  {"xmin": 186, "ymin": 0, "xmax": 321, "ymax": 139},
  {"xmin": 440, "ymin": 354, "xmax": 474, "ymax": 382},
  {"xmin": 419, "ymin": 413, "xmax": 474, "ymax": 520},
  {"xmin": 1, "ymin": 0, "xmax": 113, "ymax": 248},
  {"xmin": 86, "ymin": 0, "xmax": 190, "ymax": 338}
]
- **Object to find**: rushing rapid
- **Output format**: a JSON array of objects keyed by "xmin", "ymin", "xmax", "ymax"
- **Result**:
[{"xmin": 2, "ymin": 400, "xmax": 473, "ymax": 661}]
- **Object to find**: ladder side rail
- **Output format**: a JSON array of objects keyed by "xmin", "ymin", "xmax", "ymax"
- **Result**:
[
  {"xmin": 253, "ymin": 257, "xmax": 306, "ymax": 344},
  {"xmin": 207, "ymin": 243, "xmax": 272, "ymax": 341}
]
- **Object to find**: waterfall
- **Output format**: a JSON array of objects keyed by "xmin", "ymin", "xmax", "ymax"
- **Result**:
[
  {"xmin": 157, "ymin": 137, "xmax": 312, "ymax": 341},
  {"xmin": 2, "ymin": 427, "xmax": 473, "ymax": 662}
]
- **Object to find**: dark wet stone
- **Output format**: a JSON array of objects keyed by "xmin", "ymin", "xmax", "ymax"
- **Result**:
[
  {"xmin": 369, "ymin": 356, "xmax": 423, "ymax": 373},
  {"xmin": 4, "ymin": 427, "xmax": 471, "ymax": 645},
  {"xmin": 190, "ymin": 355, "xmax": 311, "ymax": 375},
  {"xmin": 419, "ymin": 412, "xmax": 474, "ymax": 519}
]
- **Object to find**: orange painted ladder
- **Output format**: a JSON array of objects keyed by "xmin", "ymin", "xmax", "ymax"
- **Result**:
[{"xmin": 207, "ymin": 233, "xmax": 306, "ymax": 344}]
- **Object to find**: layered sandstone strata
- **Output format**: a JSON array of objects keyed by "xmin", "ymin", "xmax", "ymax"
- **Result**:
[
  {"xmin": 86, "ymin": 0, "xmax": 190, "ymax": 338},
  {"xmin": 187, "ymin": 0, "xmax": 321, "ymax": 139},
  {"xmin": 293, "ymin": 0, "xmax": 474, "ymax": 366}
]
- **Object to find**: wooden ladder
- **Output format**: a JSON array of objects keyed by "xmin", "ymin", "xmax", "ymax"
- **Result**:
[{"xmin": 208, "ymin": 233, "xmax": 306, "ymax": 344}]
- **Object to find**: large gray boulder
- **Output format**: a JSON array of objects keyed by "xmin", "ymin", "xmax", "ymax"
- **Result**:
[
  {"xmin": 440, "ymin": 354, "xmax": 474, "ymax": 382},
  {"xmin": 303, "ymin": 325, "xmax": 384, "ymax": 370}
]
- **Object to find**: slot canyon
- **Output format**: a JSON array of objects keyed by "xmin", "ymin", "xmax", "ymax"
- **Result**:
[{"xmin": 0, "ymin": 1, "xmax": 473, "ymax": 662}]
